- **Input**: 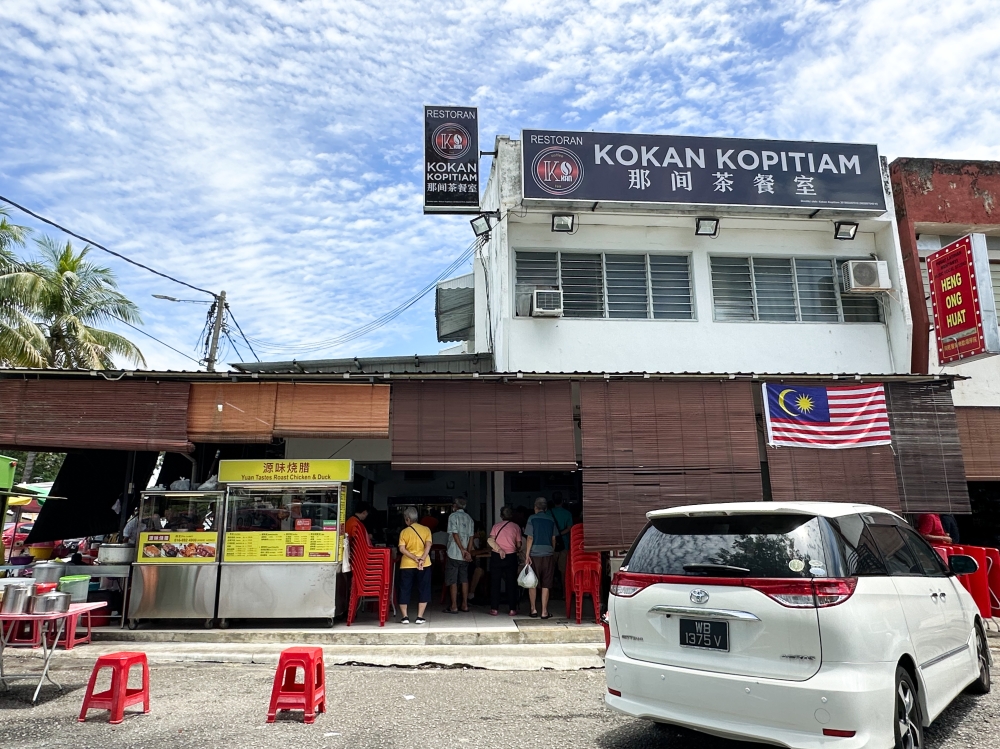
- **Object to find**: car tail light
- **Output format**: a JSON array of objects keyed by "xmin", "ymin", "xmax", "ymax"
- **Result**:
[
  {"xmin": 609, "ymin": 572, "xmax": 655, "ymax": 598},
  {"xmin": 822, "ymin": 729, "xmax": 856, "ymax": 738},
  {"xmin": 744, "ymin": 578, "xmax": 857, "ymax": 608},
  {"xmin": 608, "ymin": 688, "xmax": 622, "ymax": 697}
]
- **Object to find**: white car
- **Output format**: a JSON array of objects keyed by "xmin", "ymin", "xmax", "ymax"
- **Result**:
[{"xmin": 604, "ymin": 502, "xmax": 991, "ymax": 749}]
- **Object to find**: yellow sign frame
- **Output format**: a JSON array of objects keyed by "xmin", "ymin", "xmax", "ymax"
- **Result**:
[
  {"xmin": 137, "ymin": 531, "xmax": 219, "ymax": 563},
  {"xmin": 218, "ymin": 459, "xmax": 353, "ymax": 484}
]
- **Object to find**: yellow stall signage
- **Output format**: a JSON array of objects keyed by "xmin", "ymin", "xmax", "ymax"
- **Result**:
[
  {"xmin": 218, "ymin": 459, "xmax": 353, "ymax": 484},
  {"xmin": 138, "ymin": 532, "xmax": 218, "ymax": 563},
  {"xmin": 223, "ymin": 531, "xmax": 340, "ymax": 562}
]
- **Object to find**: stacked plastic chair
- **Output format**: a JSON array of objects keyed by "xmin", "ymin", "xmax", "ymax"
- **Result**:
[
  {"xmin": 346, "ymin": 523, "xmax": 391, "ymax": 627},
  {"xmin": 565, "ymin": 524, "xmax": 602, "ymax": 625}
]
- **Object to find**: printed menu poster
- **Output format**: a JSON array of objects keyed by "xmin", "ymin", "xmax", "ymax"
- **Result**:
[
  {"xmin": 138, "ymin": 532, "xmax": 218, "ymax": 563},
  {"xmin": 224, "ymin": 531, "xmax": 340, "ymax": 562}
]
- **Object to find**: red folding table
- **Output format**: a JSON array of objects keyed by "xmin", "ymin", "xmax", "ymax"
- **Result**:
[{"xmin": 0, "ymin": 602, "xmax": 106, "ymax": 703}]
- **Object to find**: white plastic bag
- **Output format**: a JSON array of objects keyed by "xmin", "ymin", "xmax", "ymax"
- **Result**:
[{"xmin": 517, "ymin": 563, "xmax": 538, "ymax": 589}]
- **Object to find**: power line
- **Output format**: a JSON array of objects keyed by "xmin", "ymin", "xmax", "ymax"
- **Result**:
[
  {"xmin": 118, "ymin": 319, "xmax": 203, "ymax": 366},
  {"xmin": 0, "ymin": 194, "xmax": 216, "ymax": 298},
  {"xmin": 226, "ymin": 308, "xmax": 260, "ymax": 362}
]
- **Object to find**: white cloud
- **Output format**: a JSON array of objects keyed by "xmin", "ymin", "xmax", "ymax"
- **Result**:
[{"xmin": 1, "ymin": 0, "xmax": 998, "ymax": 369}]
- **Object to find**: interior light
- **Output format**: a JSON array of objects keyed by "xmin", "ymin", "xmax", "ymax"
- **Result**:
[
  {"xmin": 470, "ymin": 215, "xmax": 492, "ymax": 237},
  {"xmin": 834, "ymin": 222, "xmax": 859, "ymax": 241},
  {"xmin": 551, "ymin": 214, "xmax": 575, "ymax": 233},
  {"xmin": 695, "ymin": 218, "xmax": 719, "ymax": 238}
]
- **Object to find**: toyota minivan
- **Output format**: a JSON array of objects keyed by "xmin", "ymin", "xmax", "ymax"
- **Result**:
[{"xmin": 604, "ymin": 502, "xmax": 991, "ymax": 749}]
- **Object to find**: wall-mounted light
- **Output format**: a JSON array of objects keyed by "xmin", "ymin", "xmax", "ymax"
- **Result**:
[
  {"xmin": 470, "ymin": 214, "xmax": 493, "ymax": 238},
  {"xmin": 695, "ymin": 218, "xmax": 719, "ymax": 238},
  {"xmin": 551, "ymin": 214, "xmax": 575, "ymax": 232},
  {"xmin": 834, "ymin": 222, "xmax": 859, "ymax": 240}
]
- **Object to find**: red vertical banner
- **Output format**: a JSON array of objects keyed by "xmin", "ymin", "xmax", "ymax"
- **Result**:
[{"xmin": 927, "ymin": 234, "xmax": 1000, "ymax": 365}]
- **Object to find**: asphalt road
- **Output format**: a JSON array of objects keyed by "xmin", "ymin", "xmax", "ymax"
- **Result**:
[{"xmin": 0, "ymin": 660, "xmax": 997, "ymax": 748}]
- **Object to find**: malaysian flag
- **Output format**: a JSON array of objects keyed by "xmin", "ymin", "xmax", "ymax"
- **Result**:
[{"xmin": 762, "ymin": 383, "xmax": 891, "ymax": 449}]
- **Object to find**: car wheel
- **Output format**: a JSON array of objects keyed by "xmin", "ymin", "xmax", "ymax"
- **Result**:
[
  {"xmin": 894, "ymin": 667, "xmax": 924, "ymax": 749},
  {"xmin": 966, "ymin": 624, "xmax": 991, "ymax": 695}
]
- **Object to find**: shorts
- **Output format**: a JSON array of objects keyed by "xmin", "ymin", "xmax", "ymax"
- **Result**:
[
  {"xmin": 531, "ymin": 554, "xmax": 556, "ymax": 589},
  {"xmin": 398, "ymin": 567, "xmax": 431, "ymax": 604},
  {"xmin": 445, "ymin": 557, "xmax": 469, "ymax": 586}
]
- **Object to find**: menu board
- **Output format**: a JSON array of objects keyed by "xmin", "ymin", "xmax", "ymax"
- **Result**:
[
  {"xmin": 224, "ymin": 531, "xmax": 340, "ymax": 562},
  {"xmin": 138, "ymin": 532, "xmax": 218, "ymax": 563}
]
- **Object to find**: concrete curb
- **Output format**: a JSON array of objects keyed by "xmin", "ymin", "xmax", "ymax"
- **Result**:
[{"xmin": 5, "ymin": 642, "xmax": 607, "ymax": 671}]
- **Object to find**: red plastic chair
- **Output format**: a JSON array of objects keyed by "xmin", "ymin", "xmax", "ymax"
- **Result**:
[
  {"xmin": 78, "ymin": 652, "xmax": 150, "ymax": 724},
  {"xmin": 46, "ymin": 610, "xmax": 93, "ymax": 650},
  {"xmin": 346, "ymin": 525, "xmax": 391, "ymax": 627},
  {"xmin": 2, "ymin": 620, "xmax": 42, "ymax": 648},
  {"xmin": 267, "ymin": 647, "xmax": 325, "ymax": 724},
  {"xmin": 565, "ymin": 525, "xmax": 602, "ymax": 624},
  {"xmin": 984, "ymin": 547, "xmax": 1000, "ymax": 618}
]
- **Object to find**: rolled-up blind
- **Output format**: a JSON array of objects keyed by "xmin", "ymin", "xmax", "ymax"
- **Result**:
[
  {"xmin": 580, "ymin": 380, "xmax": 762, "ymax": 551},
  {"xmin": 391, "ymin": 381, "xmax": 576, "ymax": 471},
  {"xmin": 0, "ymin": 380, "xmax": 191, "ymax": 452},
  {"xmin": 187, "ymin": 383, "xmax": 277, "ymax": 443},
  {"xmin": 273, "ymin": 383, "xmax": 390, "ymax": 439},
  {"xmin": 955, "ymin": 407, "xmax": 1000, "ymax": 481}
]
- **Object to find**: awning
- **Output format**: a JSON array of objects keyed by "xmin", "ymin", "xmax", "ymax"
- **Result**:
[
  {"xmin": 766, "ymin": 444, "xmax": 901, "ymax": 510},
  {"xmin": 26, "ymin": 450, "xmax": 159, "ymax": 544},
  {"xmin": 391, "ymin": 380, "xmax": 576, "ymax": 471},
  {"xmin": 955, "ymin": 407, "xmax": 1000, "ymax": 481},
  {"xmin": 187, "ymin": 383, "xmax": 278, "ymax": 443},
  {"xmin": 0, "ymin": 380, "xmax": 191, "ymax": 452},
  {"xmin": 273, "ymin": 383, "xmax": 390, "ymax": 439},
  {"xmin": 579, "ymin": 381, "xmax": 762, "ymax": 550},
  {"xmin": 885, "ymin": 382, "xmax": 970, "ymax": 514}
]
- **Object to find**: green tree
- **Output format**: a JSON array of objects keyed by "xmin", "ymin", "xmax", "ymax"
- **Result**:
[
  {"xmin": 0, "ymin": 208, "xmax": 46, "ymax": 367},
  {"xmin": 19, "ymin": 237, "xmax": 146, "ymax": 369},
  {"xmin": 5, "ymin": 450, "xmax": 65, "ymax": 484}
]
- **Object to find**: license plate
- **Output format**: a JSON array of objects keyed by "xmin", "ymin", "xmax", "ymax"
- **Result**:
[{"xmin": 679, "ymin": 618, "xmax": 729, "ymax": 651}]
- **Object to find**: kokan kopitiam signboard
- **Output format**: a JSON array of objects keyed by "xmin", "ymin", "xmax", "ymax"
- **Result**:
[
  {"xmin": 424, "ymin": 106, "xmax": 480, "ymax": 214},
  {"xmin": 521, "ymin": 130, "xmax": 886, "ymax": 212},
  {"xmin": 927, "ymin": 234, "xmax": 1000, "ymax": 365}
]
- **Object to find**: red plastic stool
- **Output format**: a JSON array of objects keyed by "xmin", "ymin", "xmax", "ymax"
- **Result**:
[
  {"xmin": 47, "ymin": 610, "xmax": 93, "ymax": 650},
  {"xmin": 2, "ymin": 620, "xmax": 42, "ymax": 648},
  {"xmin": 267, "ymin": 647, "xmax": 326, "ymax": 724},
  {"xmin": 78, "ymin": 652, "xmax": 150, "ymax": 724}
]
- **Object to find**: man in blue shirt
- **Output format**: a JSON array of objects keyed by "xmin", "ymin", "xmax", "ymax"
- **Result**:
[
  {"xmin": 524, "ymin": 497, "xmax": 558, "ymax": 619},
  {"xmin": 549, "ymin": 494, "xmax": 573, "ymax": 590}
]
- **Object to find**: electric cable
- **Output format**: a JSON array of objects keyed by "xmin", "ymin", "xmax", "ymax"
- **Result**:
[
  {"xmin": 118, "ymin": 320, "xmax": 203, "ymax": 365},
  {"xmin": 0, "ymin": 194, "xmax": 216, "ymax": 298},
  {"xmin": 226, "ymin": 308, "xmax": 260, "ymax": 362}
]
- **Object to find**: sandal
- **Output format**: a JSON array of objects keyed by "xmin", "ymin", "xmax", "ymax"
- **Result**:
[
  {"xmin": 443, "ymin": 607, "xmax": 459, "ymax": 614},
  {"xmin": 508, "ymin": 610, "xmax": 518, "ymax": 616},
  {"xmin": 540, "ymin": 613, "xmax": 553, "ymax": 620},
  {"xmin": 529, "ymin": 611, "xmax": 539, "ymax": 618},
  {"xmin": 490, "ymin": 609, "xmax": 499, "ymax": 616}
]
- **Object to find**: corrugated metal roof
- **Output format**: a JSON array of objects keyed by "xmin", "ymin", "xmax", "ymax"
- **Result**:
[{"xmin": 231, "ymin": 352, "xmax": 495, "ymax": 375}]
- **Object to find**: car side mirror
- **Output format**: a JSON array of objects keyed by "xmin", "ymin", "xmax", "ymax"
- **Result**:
[{"xmin": 948, "ymin": 554, "xmax": 979, "ymax": 575}]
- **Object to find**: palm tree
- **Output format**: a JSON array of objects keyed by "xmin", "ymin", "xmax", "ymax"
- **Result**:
[
  {"xmin": 20, "ymin": 236, "xmax": 146, "ymax": 369},
  {"xmin": 0, "ymin": 208, "xmax": 46, "ymax": 368}
]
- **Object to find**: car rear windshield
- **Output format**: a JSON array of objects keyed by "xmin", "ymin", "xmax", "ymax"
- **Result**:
[{"xmin": 625, "ymin": 514, "xmax": 841, "ymax": 579}]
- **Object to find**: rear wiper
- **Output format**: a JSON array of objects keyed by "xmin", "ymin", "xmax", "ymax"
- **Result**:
[{"xmin": 682, "ymin": 563, "xmax": 751, "ymax": 576}]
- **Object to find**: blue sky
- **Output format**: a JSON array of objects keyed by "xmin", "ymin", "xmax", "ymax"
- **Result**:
[{"xmin": 2, "ymin": 0, "xmax": 999, "ymax": 370}]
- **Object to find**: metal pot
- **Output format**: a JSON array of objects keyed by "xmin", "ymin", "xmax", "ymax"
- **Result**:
[
  {"xmin": 97, "ymin": 543, "xmax": 136, "ymax": 564},
  {"xmin": 33, "ymin": 562, "xmax": 66, "ymax": 583},
  {"xmin": 1, "ymin": 584, "xmax": 35, "ymax": 614},
  {"xmin": 29, "ymin": 592, "xmax": 71, "ymax": 614}
]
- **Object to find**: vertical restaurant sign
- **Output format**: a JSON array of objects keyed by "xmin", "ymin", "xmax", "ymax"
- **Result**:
[
  {"xmin": 927, "ymin": 234, "xmax": 1000, "ymax": 365},
  {"xmin": 424, "ymin": 106, "xmax": 480, "ymax": 214},
  {"xmin": 521, "ymin": 130, "xmax": 886, "ymax": 211}
]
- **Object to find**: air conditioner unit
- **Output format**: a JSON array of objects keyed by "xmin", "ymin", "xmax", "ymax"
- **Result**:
[
  {"xmin": 531, "ymin": 289, "xmax": 563, "ymax": 317},
  {"xmin": 841, "ymin": 260, "xmax": 891, "ymax": 293}
]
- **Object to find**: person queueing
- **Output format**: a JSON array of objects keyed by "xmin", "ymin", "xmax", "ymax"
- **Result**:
[
  {"xmin": 488, "ymin": 505, "xmax": 523, "ymax": 616},
  {"xmin": 397, "ymin": 506, "xmax": 432, "ymax": 625},
  {"xmin": 344, "ymin": 502, "xmax": 371, "ymax": 541},
  {"xmin": 524, "ymin": 497, "xmax": 558, "ymax": 619},
  {"xmin": 916, "ymin": 513, "xmax": 952, "ymax": 545},
  {"xmin": 444, "ymin": 498, "xmax": 475, "ymax": 614}
]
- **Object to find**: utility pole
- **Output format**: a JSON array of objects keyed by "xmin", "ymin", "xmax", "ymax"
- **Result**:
[{"xmin": 205, "ymin": 290, "xmax": 226, "ymax": 372}]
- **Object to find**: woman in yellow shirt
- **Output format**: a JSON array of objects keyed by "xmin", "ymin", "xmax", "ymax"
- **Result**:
[{"xmin": 397, "ymin": 506, "xmax": 432, "ymax": 624}]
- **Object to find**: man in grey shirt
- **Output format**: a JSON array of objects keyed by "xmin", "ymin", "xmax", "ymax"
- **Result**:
[
  {"xmin": 444, "ymin": 498, "xmax": 475, "ymax": 613},
  {"xmin": 524, "ymin": 497, "xmax": 558, "ymax": 619}
]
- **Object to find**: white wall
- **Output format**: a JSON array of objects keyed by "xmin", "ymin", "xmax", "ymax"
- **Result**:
[{"xmin": 478, "ymin": 138, "xmax": 910, "ymax": 376}]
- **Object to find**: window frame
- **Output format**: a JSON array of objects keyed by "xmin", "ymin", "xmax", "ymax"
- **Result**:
[
  {"xmin": 513, "ymin": 249, "xmax": 696, "ymax": 321},
  {"xmin": 709, "ymin": 255, "xmax": 883, "ymax": 324}
]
